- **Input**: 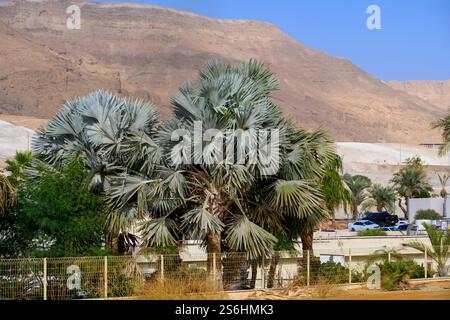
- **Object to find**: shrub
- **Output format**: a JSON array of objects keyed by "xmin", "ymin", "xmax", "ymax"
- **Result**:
[
  {"xmin": 378, "ymin": 260, "xmax": 427, "ymax": 291},
  {"xmin": 18, "ymin": 159, "xmax": 108, "ymax": 257},
  {"xmin": 136, "ymin": 266, "xmax": 223, "ymax": 300},
  {"xmin": 312, "ymin": 261, "xmax": 363, "ymax": 285},
  {"xmin": 357, "ymin": 229, "xmax": 387, "ymax": 237},
  {"xmin": 415, "ymin": 209, "xmax": 441, "ymax": 220}
]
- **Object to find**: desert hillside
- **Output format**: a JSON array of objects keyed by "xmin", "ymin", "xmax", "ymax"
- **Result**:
[
  {"xmin": 0, "ymin": 0, "xmax": 446, "ymax": 143},
  {"xmin": 388, "ymin": 80, "xmax": 450, "ymax": 111}
]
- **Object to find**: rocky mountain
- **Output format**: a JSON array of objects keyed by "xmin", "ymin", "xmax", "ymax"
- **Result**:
[
  {"xmin": 388, "ymin": 80, "xmax": 450, "ymax": 111},
  {"xmin": 0, "ymin": 0, "xmax": 446, "ymax": 143}
]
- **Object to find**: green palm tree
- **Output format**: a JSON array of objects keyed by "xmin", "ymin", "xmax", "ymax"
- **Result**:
[
  {"xmin": 321, "ymin": 157, "xmax": 351, "ymax": 229},
  {"xmin": 391, "ymin": 167, "xmax": 433, "ymax": 220},
  {"xmin": 404, "ymin": 223, "xmax": 450, "ymax": 276},
  {"xmin": 432, "ymin": 109, "xmax": 450, "ymax": 156},
  {"xmin": 343, "ymin": 174, "xmax": 372, "ymax": 220},
  {"xmin": 437, "ymin": 173, "xmax": 449, "ymax": 198},
  {"xmin": 0, "ymin": 171, "xmax": 16, "ymax": 214},
  {"xmin": 361, "ymin": 184, "xmax": 396, "ymax": 213},
  {"xmin": 5, "ymin": 151, "xmax": 32, "ymax": 187}
]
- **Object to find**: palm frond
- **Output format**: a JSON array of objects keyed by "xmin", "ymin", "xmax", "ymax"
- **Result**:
[
  {"xmin": 268, "ymin": 179, "xmax": 324, "ymax": 218},
  {"xmin": 226, "ymin": 214, "xmax": 277, "ymax": 259},
  {"xmin": 181, "ymin": 208, "xmax": 224, "ymax": 238}
]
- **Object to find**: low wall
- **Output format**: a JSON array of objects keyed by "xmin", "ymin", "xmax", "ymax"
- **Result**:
[{"xmin": 408, "ymin": 197, "xmax": 449, "ymax": 223}]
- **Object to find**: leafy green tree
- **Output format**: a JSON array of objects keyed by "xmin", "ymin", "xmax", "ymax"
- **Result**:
[
  {"xmin": 404, "ymin": 223, "xmax": 450, "ymax": 276},
  {"xmin": 432, "ymin": 108, "xmax": 450, "ymax": 156},
  {"xmin": 361, "ymin": 184, "xmax": 396, "ymax": 213},
  {"xmin": 19, "ymin": 159, "xmax": 108, "ymax": 257},
  {"xmin": 391, "ymin": 157, "xmax": 433, "ymax": 220},
  {"xmin": 343, "ymin": 174, "xmax": 372, "ymax": 220}
]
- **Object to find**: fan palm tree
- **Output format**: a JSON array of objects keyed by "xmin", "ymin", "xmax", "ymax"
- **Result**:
[
  {"xmin": 437, "ymin": 173, "xmax": 449, "ymax": 198},
  {"xmin": 343, "ymin": 174, "xmax": 372, "ymax": 220},
  {"xmin": 5, "ymin": 151, "xmax": 32, "ymax": 187},
  {"xmin": 404, "ymin": 223, "xmax": 450, "ymax": 276},
  {"xmin": 391, "ymin": 167, "xmax": 433, "ymax": 220},
  {"xmin": 31, "ymin": 90, "xmax": 161, "ymax": 250},
  {"xmin": 32, "ymin": 61, "xmax": 336, "ymax": 283},
  {"xmin": 432, "ymin": 109, "xmax": 450, "ymax": 156},
  {"xmin": 142, "ymin": 60, "xmax": 333, "ymax": 262},
  {"xmin": 361, "ymin": 184, "xmax": 396, "ymax": 213}
]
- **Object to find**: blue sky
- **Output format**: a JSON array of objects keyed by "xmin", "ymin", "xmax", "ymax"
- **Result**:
[{"xmin": 94, "ymin": 0, "xmax": 450, "ymax": 81}]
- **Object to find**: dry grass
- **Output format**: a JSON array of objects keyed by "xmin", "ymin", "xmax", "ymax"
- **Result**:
[
  {"xmin": 135, "ymin": 277, "xmax": 227, "ymax": 300},
  {"xmin": 313, "ymin": 276, "xmax": 343, "ymax": 299}
]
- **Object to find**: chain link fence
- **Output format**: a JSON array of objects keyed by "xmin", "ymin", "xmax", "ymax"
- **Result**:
[{"xmin": 0, "ymin": 247, "xmax": 448, "ymax": 299}]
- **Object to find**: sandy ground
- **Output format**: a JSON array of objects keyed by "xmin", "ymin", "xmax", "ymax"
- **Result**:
[
  {"xmin": 323, "ymin": 280, "xmax": 450, "ymax": 300},
  {"xmin": 0, "ymin": 115, "xmax": 47, "ymax": 130},
  {"xmin": 117, "ymin": 280, "xmax": 450, "ymax": 300},
  {"xmin": 336, "ymin": 142, "xmax": 449, "ymax": 166},
  {"xmin": 227, "ymin": 280, "xmax": 450, "ymax": 300}
]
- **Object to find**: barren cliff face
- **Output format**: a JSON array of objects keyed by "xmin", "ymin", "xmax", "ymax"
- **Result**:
[
  {"xmin": 0, "ymin": 0, "xmax": 446, "ymax": 143},
  {"xmin": 388, "ymin": 80, "xmax": 450, "ymax": 111}
]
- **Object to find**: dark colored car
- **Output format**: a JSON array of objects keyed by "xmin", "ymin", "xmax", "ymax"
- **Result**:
[{"xmin": 365, "ymin": 211, "xmax": 399, "ymax": 227}]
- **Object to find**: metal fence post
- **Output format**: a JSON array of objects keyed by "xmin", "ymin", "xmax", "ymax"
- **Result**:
[
  {"xmin": 306, "ymin": 250, "xmax": 310, "ymax": 287},
  {"xmin": 43, "ymin": 258, "xmax": 47, "ymax": 301},
  {"xmin": 261, "ymin": 258, "xmax": 265, "ymax": 289},
  {"xmin": 160, "ymin": 255, "xmax": 164, "ymax": 281},
  {"xmin": 104, "ymin": 256, "xmax": 108, "ymax": 299},
  {"xmin": 424, "ymin": 250, "xmax": 428, "ymax": 278},
  {"xmin": 348, "ymin": 249, "xmax": 352, "ymax": 284}
]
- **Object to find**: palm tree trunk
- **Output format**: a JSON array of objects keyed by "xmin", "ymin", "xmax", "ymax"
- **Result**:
[
  {"xmin": 267, "ymin": 252, "xmax": 280, "ymax": 288},
  {"xmin": 299, "ymin": 230, "xmax": 314, "ymax": 285},
  {"xmin": 250, "ymin": 260, "xmax": 257, "ymax": 289},
  {"xmin": 206, "ymin": 231, "xmax": 222, "ymax": 289},
  {"xmin": 438, "ymin": 264, "xmax": 448, "ymax": 277},
  {"xmin": 352, "ymin": 204, "xmax": 358, "ymax": 221},
  {"xmin": 330, "ymin": 206, "xmax": 336, "ymax": 229},
  {"xmin": 398, "ymin": 198, "xmax": 408, "ymax": 220}
]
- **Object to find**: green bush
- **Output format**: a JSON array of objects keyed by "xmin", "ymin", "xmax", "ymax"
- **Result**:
[
  {"xmin": 18, "ymin": 159, "xmax": 108, "ymax": 257},
  {"xmin": 415, "ymin": 209, "xmax": 441, "ymax": 220},
  {"xmin": 378, "ymin": 260, "xmax": 427, "ymax": 291},
  {"xmin": 315, "ymin": 261, "xmax": 363, "ymax": 284},
  {"xmin": 357, "ymin": 229, "xmax": 387, "ymax": 237}
]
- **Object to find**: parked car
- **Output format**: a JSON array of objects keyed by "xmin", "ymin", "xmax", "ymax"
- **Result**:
[
  {"xmin": 382, "ymin": 226, "xmax": 400, "ymax": 231},
  {"xmin": 348, "ymin": 220, "xmax": 380, "ymax": 231},
  {"xmin": 396, "ymin": 219, "xmax": 408, "ymax": 227},
  {"xmin": 365, "ymin": 211, "xmax": 398, "ymax": 227},
  {"xmin": 398, "ymin": 224, "xmax": 409, "ymax": 231}
]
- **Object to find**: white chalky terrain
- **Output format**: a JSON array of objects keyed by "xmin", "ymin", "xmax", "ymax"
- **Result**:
[{"xmin": 0, "ymin": 120, "xmax": 33, "ymax": 158}]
